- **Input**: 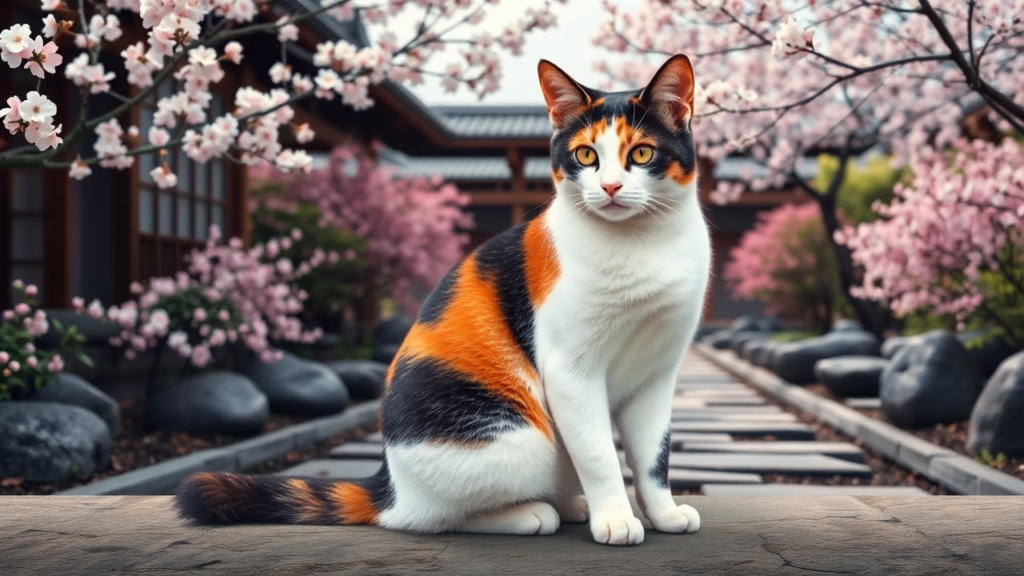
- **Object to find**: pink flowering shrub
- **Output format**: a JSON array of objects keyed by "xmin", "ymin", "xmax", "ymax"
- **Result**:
[
  {"xmin": 838, "ymin": 138, "xmax": 1024, "ymax": 347},
  {"xmin": 1, "ymin": 281, "xmax": 91, "ymax": 401},
  {"xmin": 257, "ymin": 142, "xmax": 472, "ymax": 321},
  {"xmin": 82, "ymin": 225, "xmax": 329, "ymax": 387},
  {"xmin": 724, "ymin": 203, "xmax": 844, "ymax": 334}
]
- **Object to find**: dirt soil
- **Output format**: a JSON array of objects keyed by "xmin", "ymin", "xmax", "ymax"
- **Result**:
[
  {"xmin": 805, "ymin": 383, "xmax": 1024, "ymax": 483},
  {"xmin": 0, "ymin": 399, "xmax": 314, "ymax": 496}
]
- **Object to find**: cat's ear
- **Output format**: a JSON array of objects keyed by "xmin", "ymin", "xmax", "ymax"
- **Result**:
[
  {"xmin": 638, "ymin": 54, "xmax": 695, "ymax": 131},
  {"xmin": 538, "ymin": 60, "xmax": 592, "ymax": 128}
]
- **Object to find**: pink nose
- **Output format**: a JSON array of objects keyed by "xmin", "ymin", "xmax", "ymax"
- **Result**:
[{"xmin": 602, "ymin": 182, "xmax": 622, "ymax": 196}]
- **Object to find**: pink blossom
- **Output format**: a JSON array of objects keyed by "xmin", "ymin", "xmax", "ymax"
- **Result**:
[
  {"xmin": 87, "ymin": 299, "xmax": 104, "ymax": 319},
  {"xmin": 71, "ymin": 296, "xmax": 84, "ymax": 311},
  {"xmin": 24, "ymin": 284, "xmax": 37, "ymax": 296},
  {"xmin": 47, "ymin": 354, "xmax": 64, "ymax": 372},
  {"xmin": 193, "ymin": 308, "xmax": 207, "ymax": 323},
  {"xmin": 223, "ymin": 41, "xmax": 243, "ymax": 64},
  {"xmin": 0, "ymin": 351, "xmax": 8, "ymax": 363},
  {"xmin": 26, "ymin": 356, "xmax": 38, "ymax": 368},
  {"xmin": 14, "ymin": 303, "xmax": 30, "ymax": 316},
  {"xmin": 8, "ymin": 360, "xmax": 20, "ymax": 372},
  {"xmin": 191, "ymin": 344, "xmax": 211, "ymax": 367},
  {"xmin": 69, "ymin": 158, "xmax": 92, "ymax": 180}
]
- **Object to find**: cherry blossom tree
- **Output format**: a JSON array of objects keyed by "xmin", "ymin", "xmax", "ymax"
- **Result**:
[
  {"xmin": 593, "ymin": 0, "xmax": 1024, "ymax": 334},
  {"xmin": 838, "ymin": 137, "xmax": 1024, "ymax": 347},
  {"xmin": 0, "ymin": 0, "xmax": 565, "ymax": 180}
]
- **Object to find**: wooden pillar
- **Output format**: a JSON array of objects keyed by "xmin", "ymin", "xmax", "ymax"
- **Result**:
[
  {"xmin": 507, "ymin": 147, "xmax": 525, "ymax": 224},
  {"xmin": 511, "ymin": 204, "xmax": 525, "ymax": 224}
]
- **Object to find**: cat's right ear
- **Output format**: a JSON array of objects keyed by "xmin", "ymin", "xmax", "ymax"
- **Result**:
[{"xmin": 538, "ymin": 60, "xmax": 591, "ymax": 129}]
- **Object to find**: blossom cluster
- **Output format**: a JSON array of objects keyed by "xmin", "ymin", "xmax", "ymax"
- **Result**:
[
  {"xmin": 838, "ymin": 138, "xmax": 1024, "ymax": 324},
  {"xmin": 81, "ymin": 225, "xmax": 331, "ymax": 368},
  {"xmin": 1, "ymin": 281, "xmax": 73, "ymax": 401},
  {"xmin": 1, "ymin": 0, "xmax": 564, "ymax": 186}
]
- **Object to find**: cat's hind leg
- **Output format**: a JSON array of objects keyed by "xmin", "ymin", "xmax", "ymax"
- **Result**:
[{"xmin": 461, "ymin": 501, "xmax": 560, "ymax": 535}]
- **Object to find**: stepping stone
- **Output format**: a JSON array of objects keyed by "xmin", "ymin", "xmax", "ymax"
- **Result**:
[
  {"xmin": 680, "ymin": 441, "xmax": 865, "ymax": 463},
  {"xmin": 680, "ymin": 388, "xmax": 761, "ymax": 397},
  {"xmin": 672, "ymin": 397, "xmax": 709, "ymax": 409},
  {"xmin": 668, "ymin": 452, "xmax": 873, "ymax": 476},
  {"xmin": 676, "ymin": 376, "xmax": 739, "ymax": 384},
  {"xmin": 279, "ymin": 459, "xmax": 381, "ymax": 479},
  {"xmin": 701, "ymin": 484, "xmax": 930, "ymax": 496},
  {"xmin": 702, "ymin": 396, "xmax": 768, "ymax": 406},
  {"xmin": 329, "ymin": 442, "xmax": 385, "ymax": 459},
  {"xmin": 846, "ymin": 397, "xmax": 882, "ymax": 409},
  {"xmin": 670, "ymin": 432, "xmax": 733, "ymax": 447},
  {"xmin": 622, "ymin": 465, "xmax": 763, "ymax": 489},
  {"xmin": 687, "ymin": 406, "xmax": 784, "ymax": 414},
  {"xmin": 670, "ymin": 421, "xmax": 815, "ymax": 439},
  {"xmin": 675, "ymin": 383, "xmax": 748, "ymax": 391},
  {"xmin": 671, "ymin": 411, "xmax": 798, "ymax": 423},
  {"xmin": 362, "ymin": 432, "xmax": 383, "ymax": 443}
]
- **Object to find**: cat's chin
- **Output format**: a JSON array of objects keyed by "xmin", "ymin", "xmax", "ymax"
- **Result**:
[{"xmin": 588, "ymin": 201, "xmax": 639, "ymax": 222}]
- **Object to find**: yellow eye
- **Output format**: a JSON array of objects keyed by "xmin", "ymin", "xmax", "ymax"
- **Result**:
[
  {"xmin": 575, "ymin": 147, "xmax": 597, "ymax": 166},
  {"xmin": 630, "ymin": 145, "xmax": 654, "ymax": 165}
]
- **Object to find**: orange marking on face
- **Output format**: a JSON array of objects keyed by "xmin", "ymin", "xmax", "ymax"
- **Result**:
[
  {"xmin": 665, "ymin": 161, "xmax": 696, "ymax": 186},
  {"xmin": 551, "ymin": 168, "xmax": 564, "ymax": 184},
  {"xmin": 614, "ymin": 116, "xmax": 654, "ymax": 168},
  {"xmin": 523, "ymin": 215, "xmax": 561, "ymax": 308},
  {"xmin": 330, "ymin": 482, "xmax": 378, "ymax": 524},
  {"xmin": 590, "ymin": 97, "xmax": 605, "ymax": 108},
  {"xmin": 395, "ymin": 255, "xmax": 553, "ymax": 439},
  {"xmin": 284, "ymin": 478, "xmax": 324, "ymax": 522},
  {"xmin": 568, "ymin": 117, "xmax": 608, "ymax": 151}
]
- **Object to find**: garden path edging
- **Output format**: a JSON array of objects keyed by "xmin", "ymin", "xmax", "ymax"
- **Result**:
[
  {"xmin": 693, "ymin": 344, "xmax": 1024, "ymax": 496},
  {"xmin": 56, "ymin": 401, "xmax": 380, "ymax": 496}
]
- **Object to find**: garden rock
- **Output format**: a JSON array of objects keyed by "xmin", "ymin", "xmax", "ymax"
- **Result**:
[
  {"xmin": 771, "ymin": 331, "xmax": 881, "ymax": 384},
  {"xmin": 244, "ymin": 352, "xmax": 349, "ymax": 416},
  {"xmin": 0, "ymin": 402, "xmax": 110, "ymax": 483},
  {"xmin": 751, "ymin": 340, "xmax": 784, "ymax": 367},
  {"xmin": 732, "ymin": 332, "xmax": 768, "ymax": 355},
  {"xmin": 371, "ymin": 343, "xmax": 402, "ymax": 366},
  {"xmin": 830, "ymin": 319, "xmax": 862, "ymax": 333},
  {"xmin": 728, "ymin": 316, "xmax": 760, "ymax": 333},
  {"xmin": 814, "ymin": 356, "xmax": 889, "ymax": 398},
  {"xmin": 757, "ymin": 317, "xmax": 785, "ymax": 332},
  {"xmin": 145, "ymin": 372, "xmax": 269, "ymax": 435},
  {"xmin": 880, "ymin": 330, "xmax": 984, "ymax": 428},
  {"xmin": 957, "ymin": 331, "xmax": 1020, "ymax": 380},
  {"xmin": 25, "ymin": 373, "xmax": 122, "ymax": 437},
  {"xmin": 881, "ymin": 336, "xmax": 917, "ymax": 359},
  {"xmin": 967, "ymin": 351, "xmax": 1024, "ymax": 458},
  {"xmin": 373, "ymin": 315, "xmax": 414, "ymax": 346},
  {"xmin": 707, "ymin": 330, "xmax": 735, "ymax": 350},
  {"xmin": 327, "ymin": 360, "xmax": 388, "ymax": 399}
]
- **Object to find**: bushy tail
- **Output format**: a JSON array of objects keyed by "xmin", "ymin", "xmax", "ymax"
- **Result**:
[{"xmin": 176, "ymin": 468, "xmax": 387, "ymax": 525}]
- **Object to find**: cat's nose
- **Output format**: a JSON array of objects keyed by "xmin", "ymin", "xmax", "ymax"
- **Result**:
[{"xmin": 601, "ymin": 181, "xmax": 622, "ymax": 196}]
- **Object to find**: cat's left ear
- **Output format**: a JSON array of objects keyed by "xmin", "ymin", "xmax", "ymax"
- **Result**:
[{"xmin": 638, "ymin": 54, "xmax": 695, "ymax": 132}]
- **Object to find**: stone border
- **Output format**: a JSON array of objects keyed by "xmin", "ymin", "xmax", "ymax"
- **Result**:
[
  {"xmin": 694, "ymin": 344, "xmax": 1024, "ymax": 496},
  {"xmin": 57, "ymin": 401, "xmax": 380, "ymax": 496}
]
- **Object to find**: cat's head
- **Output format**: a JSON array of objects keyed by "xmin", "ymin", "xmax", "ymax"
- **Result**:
[{"xmin": 538, "ymin": 55, "xmax": 696, "ymax": 223}]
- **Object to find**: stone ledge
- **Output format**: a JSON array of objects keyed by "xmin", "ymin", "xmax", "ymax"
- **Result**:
[
  {"xmin": 4, "ymin": 496, "xmax": 1022, "ymax": 575},
  {"xmin": 694, "ymin": 344, "xmax": 1024, "ymax": 496},
  {"xmin": 58, "ymin": 401, "xmax": 380, "ymax": 496}
]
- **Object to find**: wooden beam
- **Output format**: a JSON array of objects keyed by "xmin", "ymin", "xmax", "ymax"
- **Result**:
[{"xmin": 469, "ymin": 191, "xmax": 555, "ymax": 206}]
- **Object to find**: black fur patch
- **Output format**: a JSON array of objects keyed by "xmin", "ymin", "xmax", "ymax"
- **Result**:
[
  {"xmin": 649, "ymin": 429, "xmax": 671, "ymax": 488},
  {"xmin": 364, "ymin": 458, "xmax": 396, "ymax": 512},
  {"xmin": 474, "ymin": 223, "xmax": 537, "ymax": 365},
  {"xmin": 417, "ymin": 263, "xmax": 462, "ymax": 325},
  {"xmin": 382, "ymin": 357, "xmax": 529, "ymax": 444}
]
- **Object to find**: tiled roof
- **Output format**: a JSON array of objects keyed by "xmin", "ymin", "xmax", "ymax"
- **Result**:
[
  {"xmin": 712, "ymin": 156, "xmax": 819, "ymax": 181},
  {"xmin": 433, "ymin": 106, "xmax": 552, "ymax": 139},
  {"xmin": 380, "ymin": 148, "xmax": 512, "ymax": 180},
  {"xmin": 524, "ymin": 157, "xmax": 552, "ymax": 180}
]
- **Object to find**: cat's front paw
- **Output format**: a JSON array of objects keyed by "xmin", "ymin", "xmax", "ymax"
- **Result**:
[
  {"xmin": 590, "ymin": 512, "xmax": 644, "ymax": 545},
  {"xmin": 648, "ymin": 504, "xmax": 701, "ymax": 533},
  {"xmin": 554, "ymin": 495, "xmax": 588, "ymax": 523}
]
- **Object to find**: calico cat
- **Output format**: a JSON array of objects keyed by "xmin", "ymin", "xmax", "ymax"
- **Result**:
[{"xmin": 176, "ymin": 54, "xmax": 711, "ymax": 546}]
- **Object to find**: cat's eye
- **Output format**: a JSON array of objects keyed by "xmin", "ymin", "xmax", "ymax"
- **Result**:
[
  {"xmin": 630, "ymin": 145, "xmax": 654, "ymax": 165},
  {"xmin": 575, "ymin": 147, "xmax": 597, "ymax": 167}
]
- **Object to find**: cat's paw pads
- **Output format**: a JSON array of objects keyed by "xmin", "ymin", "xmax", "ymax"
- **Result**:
[
  {"xmin": 555, "ymin": 495, "xmax": 589, "ymax": 523},
  {"xmin": 649, "ymin": 504, "xmax": 701, "ymax": 534},
  {"xmin": 521, "ymin": 501, "xmax": 561, "ymax": 535},
  {"xmin": 590, "ymin": 513, "xmax": 644, "ymax": 545}
]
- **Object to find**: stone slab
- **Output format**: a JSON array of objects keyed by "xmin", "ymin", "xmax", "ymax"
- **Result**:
[
  {"xmin": 675, "ymin": 383, "xmax": 748, "ymax": 391},
  {"xmin": 621, "ymin": 465, "xmax": 763, "ymax": 489},
  {"xmin": 669, "ymin": 421, "xmax": 816, "ymax": 440},
  {"xmin": 5, "ymin": 496, "xmax": 1024, "ymax": 575},
  {"xmin": 846, "ymin": 397, "xmax": 883, "ymax": 409},
  {"xmin": 329, "ymin": 442, "xmax": 385, "ymax": 459},
  {"xmin": 279, "ymin": 459, "xmax": 382, "ymax": 480},
  {"xmin": 668, "ymin": 453, "xmax": 873, "ymax": 476},
  {"xmin": 680, "ymin": 441, "xmax": 865, "ymax": 463},
  {"xmin": 670, "ymin": 411, "xmax": 797, "ymax": 423},
  {"xmin": 679, "ymin": 388, "xmax": 762, "ymax": 397},
  {"xmin": 362, "ymin": 431, "xmax": 384, "ymax": 443},
  {"xmin": 670, "ymin": 432, "xmax": 734, "ymax": 448},
  {"xmin": 675, "ymin": 405, "xmax": 785, "ymax": 414},
  {"xmin": 701, "ymin": 484, "xmax": 930, "ymax": 496}
]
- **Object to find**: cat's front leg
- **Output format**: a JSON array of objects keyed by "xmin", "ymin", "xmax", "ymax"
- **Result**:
[
  {"xmin": 617, "ymin": 368, "xmax": 701, "ymax": 534},
  {"xmin": 544, "ymin": 354, "xmax": 644, "ymax": 546}
]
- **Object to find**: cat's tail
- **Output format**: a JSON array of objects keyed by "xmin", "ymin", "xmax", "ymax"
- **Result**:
[{"xmin": 175, "ymin": 462, "xmax": 392, "ymax": 525}]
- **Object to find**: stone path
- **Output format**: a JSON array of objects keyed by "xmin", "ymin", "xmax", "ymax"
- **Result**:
[{"xmin": 281, "ymin": 353, "xmax": 920, "ymax": 496}]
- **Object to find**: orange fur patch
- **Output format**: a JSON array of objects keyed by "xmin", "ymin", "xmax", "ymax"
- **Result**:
[
  {"xmin": 614, "ymin": 116, "xmax": 655, "ymax": 168},
  {"xmin": 551, "ymin": 168, "xmax": 564, "ymax": 184},
  {"xmin": 396, "ymin": 255, "xmax": 553, "ymax": 439},
  {"xmin": 569, "ymin": 117, "xmax": 607, "ymax": 150},
  {"xmin": 665, "ymin": 160, "xmax": 696, "ymax": 186},
  {"xmin": 329, "ymin": 482, "xmax": 378, "ymax": 524},
  {"xmin": 284, "ymin": 478, "xmax": 325, "ymax": 523},
  {"xmin": 523, "ymin": 216, "xmax": 561, "ymax": 308}
]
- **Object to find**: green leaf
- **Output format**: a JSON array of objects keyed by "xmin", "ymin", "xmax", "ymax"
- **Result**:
[{"xmin": 75, "ymin": 351, "xmax": 95, "ymax": 368}]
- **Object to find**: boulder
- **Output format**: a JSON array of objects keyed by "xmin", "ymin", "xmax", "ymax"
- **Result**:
[
  {"xmin": 967, "ymin": 351, "xmax": 1024, "ymax": 457},
  {"xmin": 373, "ymin": 315, "xmax": 414, "ymax": 347},
  {"xmin": 0, "ymin": 402, "xmax": 111, "ymax": 483},
  {"xmin": 731, "ymin": 331, "xmax": 768, "ymax": 355},
  {"xmin": 728, "ymin": 316, "xmax": 760, "ymax": 333},
  {"xmin": 145, "ymin": 372, "xmax": 269, "ymax": 435},
  {"xmin": 707, "ymin": 330, "xmax": 735, "ymax": 350},
  {"xmin": 757, "ymin": 317, "xmax": 785, "ymax": 332},
  {"xmin": 881, "ymin": 336, "xmax": 917, "ymax": 359},
  {"xmin": 814, "ymin": 356, "xmax": 889, "ymax": 398},
  {"xmin": 880, "ymin": 330, "xmax": 985, "ymax": 428},
  {"xmin": 327, "ymin": 360, "xmax": 388, "ymax": 399},
  {"xmin": 371, "ymin": 343, "xmax": 402, "ymax": 366},
  {"xmin": 25, "ymin": 373, "xmax": 122, "ymax": 437},
  {"xmin": 751, "ymin": 340, "xmax": 784, "ymax": 368},
  {"xmin": 771, "ymin": 331, "xmax": 881, "ymax": 384},
  {"xmin": 957, "ymin": 331, "xmax": 1020, "ymax": 380},
  {"xmin": 244, "ymin": 352, "xmax": 349, "ymax": 416},
  {"xmin": 831, "ymin": 319, "xmax": 863, "ymax": 333}
]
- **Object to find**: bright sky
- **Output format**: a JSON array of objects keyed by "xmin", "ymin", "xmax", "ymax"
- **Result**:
[{"xmin": 369, "ymin": 0, "xmax": 628, "ymax": 106}]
